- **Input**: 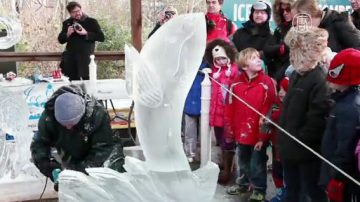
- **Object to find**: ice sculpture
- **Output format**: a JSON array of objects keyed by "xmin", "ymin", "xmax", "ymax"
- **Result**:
[
  {"xmin": 0, "ymin": 87, "xmax": 36, "ymax": 179},
  {"xmin": 0, "ymin": 16, "xmax": 22, "ymax": 49},
  {"xmin": 59, "ymin": 13, "xmax": 220, "ymax": 202}
]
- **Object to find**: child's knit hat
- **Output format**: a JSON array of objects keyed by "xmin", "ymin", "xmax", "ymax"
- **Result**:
[{"xmin": 327, "ymin": 48, "xmax": 360, "ymax": 86}]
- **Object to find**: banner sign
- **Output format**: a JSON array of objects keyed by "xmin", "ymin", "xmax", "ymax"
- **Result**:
[{"xmin": 222, "ymin": 0, "xmax": 352, "ymax": 29}]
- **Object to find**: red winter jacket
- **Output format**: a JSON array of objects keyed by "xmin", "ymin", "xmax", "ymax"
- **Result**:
[
  {"xmin": 224, "ymin": 71, "xmax": 276, "ymax": 146},
  {"xmin": 206, "ymin": 12, "xmax": 236, "ymax": 43},
  {"xmin": 209, "ymin": 64, "xmax": 239, "ymax": 127}
]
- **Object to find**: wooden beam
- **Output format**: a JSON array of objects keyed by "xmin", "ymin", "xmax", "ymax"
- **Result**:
[
  {"xmin": 0, "ymin": 51, "xmax": 125, "ymax": 62},
  {"xmin": 131, "ymin": 0, "xmax": 142, "ymax": 51}
]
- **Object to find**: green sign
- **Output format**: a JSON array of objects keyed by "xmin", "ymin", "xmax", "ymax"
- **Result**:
[{"xmin": 222, "ymin": 0, "xmax": 352, "ymax": 29}]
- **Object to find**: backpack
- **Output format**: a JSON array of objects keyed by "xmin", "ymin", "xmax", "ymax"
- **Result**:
[
  {"xmin": 355, "ymin": 92, "xmax": 360, "ymax": 173},
  {"xmin": 355, "ymin": 139, "xmax": 360, "ymax": 173},
  {"xmin": 226, "ymin": 19, "xmax": 233, "ymax": 36},
  {"xmin": 205, "ymin": 13, "xmax": 233, "ymax": 36}
]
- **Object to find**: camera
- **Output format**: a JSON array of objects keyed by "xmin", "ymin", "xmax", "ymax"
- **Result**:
[
  {"xmin": 164, "ymin": 11, "xmax": 175, "ymax": 20},
  {"xmin": 73, "ymin": 22, "xmax": 82, "ymax": 31}
]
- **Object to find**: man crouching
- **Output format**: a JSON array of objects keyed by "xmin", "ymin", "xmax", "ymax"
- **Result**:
[{"xmin": 30, "ymin": 85, "xmax": 124, "ymax": 191}]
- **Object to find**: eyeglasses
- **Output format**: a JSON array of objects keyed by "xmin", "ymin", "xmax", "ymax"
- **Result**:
[
  {"xmin": 280, "ymin": 3, "xmax": 291, "ymax": 13},
  {"xmin": 282, "ymin": 7, "xmax": 291, "ymax": 13},
  {"xmin": 70, "ymin": 9, "xmax": 81, "ymax": 14}
]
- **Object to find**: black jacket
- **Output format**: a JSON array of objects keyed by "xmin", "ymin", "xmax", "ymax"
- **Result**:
[
  {"xmin": 320, "ymin": 87, "xmax": 360, "ymax": 190},
  {"xmin": 263, "ymin": 22, "xmax": 291, "ymax": 82},
  {"xmin": 352, "ymin": 11, "xmax": 360, "ymax": 30},
  {"xmin": 58, "ymin": 16, "xmax": 104, "ymax": 78},
  {"xmin": 278, "ymin": 65, "xmax": 330, "ymax": 162},
  {"xmin": 232, "ymin": 21, "xmax": 272, "ymax": 55},
  {"xmin": 58, "ymin": 16, "xmax": 104, "ymax": 52},
  {"xmin": 319, "ymin": 8, "xmax": 360, "ymax": 52},
  {"xmin": 30, "ymin": 85, "xmax": 114, "ymax": 179}
]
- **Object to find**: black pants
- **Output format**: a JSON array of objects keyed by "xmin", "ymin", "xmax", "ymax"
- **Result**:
[
  {"xmin": 272, "ymin": 146, "xmax": 284, "ymax": 188},
  {"xmin": 344, "ymin": 180, "xmax": 360, "ymax": 202},
  {"xmin": 283, "ymin": 160, "xmax": 328, "ymax": 202},
  {"xmin": 61, "ymin": 51, "xmax": 90, "ymax": 81}
]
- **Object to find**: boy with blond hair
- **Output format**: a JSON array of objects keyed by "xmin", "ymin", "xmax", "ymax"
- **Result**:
[{"xmin": 225, "ymin": 48, "xmax": 276, "ymax": 202}]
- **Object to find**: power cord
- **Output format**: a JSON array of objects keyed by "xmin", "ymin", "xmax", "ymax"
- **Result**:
[
  {"xmin": 127, "ymin": 101, "xmax": 136, "ymax": 145},
  {"xmin": 39, "ymin": 177, "xmax": 48, "ymax": 201}
]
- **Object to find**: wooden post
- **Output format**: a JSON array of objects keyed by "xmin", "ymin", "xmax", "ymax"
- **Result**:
[{"xmin": 131, "ymin": 0, "xmax": 142, "ymax": 51}]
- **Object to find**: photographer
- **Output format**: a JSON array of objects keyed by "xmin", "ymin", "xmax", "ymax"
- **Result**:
[
  {"xmin": 148, "ymin": 6, "xmax": 177, "ymax": 38},
  {"xmin": 58, "ymin": 1, "xmax": 104, "ymax": 81}
]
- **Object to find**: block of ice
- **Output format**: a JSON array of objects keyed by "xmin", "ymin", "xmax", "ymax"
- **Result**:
[
  {"xmin": 0, "ymin": 16, "xmax": 22, "ymax": 49},
  {"xmin": 59, "ymin": 13, "xmax": 220, "ymax": 202},
  {"xmin": 0, "ymin": 87, "xmax": 38, "ymax": 179}
]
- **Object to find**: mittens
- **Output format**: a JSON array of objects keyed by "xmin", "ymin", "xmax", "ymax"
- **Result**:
[{"xmin": 326, "ymin": 179, "xmax": 345, "ymax": 202}]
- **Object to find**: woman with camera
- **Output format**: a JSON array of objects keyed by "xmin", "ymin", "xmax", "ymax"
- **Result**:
[{"xmin": 148, "ymin": 6, "xmax": 177, "ymax": 38}]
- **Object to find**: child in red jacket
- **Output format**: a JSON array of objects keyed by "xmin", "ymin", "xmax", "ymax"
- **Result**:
[{"xmin": 225, "ymin": 48, "xmax": 276, "ymax": 202}]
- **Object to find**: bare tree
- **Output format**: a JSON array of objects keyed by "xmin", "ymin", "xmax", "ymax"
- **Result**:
[{"xmin": 0, "ymin": 0, "xmax": 207, "ymax": 77}]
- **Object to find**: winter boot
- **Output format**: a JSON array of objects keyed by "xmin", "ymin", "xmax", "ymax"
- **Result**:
[
  {"xmin": 227, "ymin": 184, "xmax": 250, "ymax": 195},
  {"xmin": 248, "ymin": 190, "xmax": 266, "ymax": 202},
  {"xmin": 270, "ymin": 187, "xmax": 286, "ymax": 202},
  {"xmin": 218, "ymin": 150, "xmax": 235, "ymax": 185}
]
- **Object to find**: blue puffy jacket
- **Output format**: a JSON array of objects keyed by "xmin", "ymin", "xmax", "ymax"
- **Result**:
[
  {"xmin": 184, "ymin": 62, "xmax": 208, "ymax": 116},
  {"xmin": 320, "ymin": 87, "xmax": 360, "ymax": 187}
]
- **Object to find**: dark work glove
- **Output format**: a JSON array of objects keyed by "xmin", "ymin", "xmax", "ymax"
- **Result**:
[
  {"xmin": 76, "ymin": 166, "xmax": 89, "ymax": 176},
  {"xmin": 105, "ymin": 144, "xmax": 126, "ymax": 173},
  {"xmin": 36, "ymin": 159, "xmax": 61, "ymax": 181},
  {"xmin": 54, "ymin": 182, "xmax": 59, "ymax": 192},
  {"xmin": 64, "ymin": 163, "xmax": 89, "ymax": 176}
]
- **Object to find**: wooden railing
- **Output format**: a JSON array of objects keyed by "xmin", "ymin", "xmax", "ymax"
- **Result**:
[{"xmin": 0, "ymin": 51, "xmax": 125, "ymax": 62}]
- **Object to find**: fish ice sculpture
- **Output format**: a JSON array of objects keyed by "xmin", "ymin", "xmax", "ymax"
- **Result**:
[
  {"xmin": 127, "ymin": 12, "xmax": 206, "ymax": 172},
  {"xmin": 59, "ymin": 13, "xmax": 220, "ymax": 202}
]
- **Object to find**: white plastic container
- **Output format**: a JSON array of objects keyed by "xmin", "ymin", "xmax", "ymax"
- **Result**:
[{"xmin": 89, "ymin": 55, "xmax": 97, "ymax": 81}]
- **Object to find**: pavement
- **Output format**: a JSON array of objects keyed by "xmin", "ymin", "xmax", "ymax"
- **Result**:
[
  {"xmin": 213, "ymin": 176, "xmax": 276, "ymax": 202},
  {"xmin": 208, "ymin": 146, "xmax": 276, "ymax": 202}
]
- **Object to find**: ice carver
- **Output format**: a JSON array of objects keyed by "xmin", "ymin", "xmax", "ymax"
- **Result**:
[{"xmin": 30, "ymin": 85, "xmax": 125, "ymax": 191}]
